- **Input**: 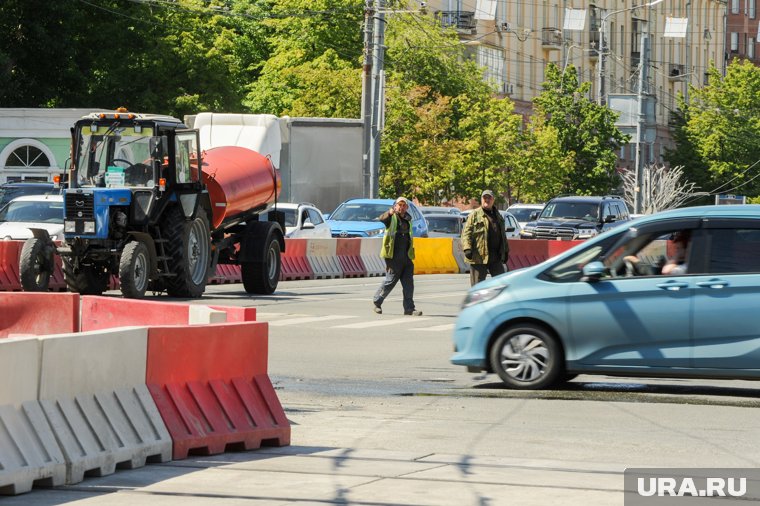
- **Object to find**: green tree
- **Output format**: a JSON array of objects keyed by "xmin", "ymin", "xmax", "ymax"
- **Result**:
[
  {"xmin": 671, "ymin": 60, "xmax": 760, "ymax": 198},
  {"xmin": 245, "ymin": 0, "xmax": 363, "ymax": 115},
  {"xmin": 532, "ymin": 63, "xmax": 629, "ymax": 195}
]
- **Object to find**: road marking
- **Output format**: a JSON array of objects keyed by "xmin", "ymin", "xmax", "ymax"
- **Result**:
[
  {"xmin": 268, "ymin": 315, "xmax": 357, "ymax": 327},
  {"xmin": 333, "ymin": 317, "xmax": 432, "ymax": 329},
  {"xmin": 254, "ymin": 313, "xmax": 309, "ymax": 320},
  {"xmin": 412, "ymin": 323, "xmax": 455, "ymax": 332}
]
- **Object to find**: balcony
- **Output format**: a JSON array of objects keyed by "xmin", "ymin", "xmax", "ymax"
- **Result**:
[
  {"xmin": 541, "ymin": 28, "xmax": 563, "ymax": 49},
  {"xmin": 668, "ymin": 64, "xmax": 686, "ymax": 81},
  {"xmin": 436, "ymin": 11, "xmax": 477, "ymax": 34}
]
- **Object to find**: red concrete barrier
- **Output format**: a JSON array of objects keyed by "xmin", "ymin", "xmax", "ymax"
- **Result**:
[
  {"xmin": 546, "ymin": 240, "xmax": 584, "ymax": 257},
  {"xmin": 208, "ymin": 305, "xmax": 257, "ymax": 322},
  {"xmin": 0, "ymin": 292, "xmax": 79, "ymax": 338},
  {"xmin": 80, "ymin": 297, "xmax": 190, "ymax": 332},
  {"xmin": 336, "ymin": 238, "xmax": 366, "ymax": 278},
  {"xmin": 280, "ymin": 239, "xmax": 313, "ymax": 280},
  {"xmin": 146, "ymin": 322, "xmax": 290, "ymax": 460},
  {"xmin": 211, "ymin": 264, "xmax": 242, "ymax": 284},
  {"xmin": 507, "ymin": 239, "xmax": 549, "ymax": 270}
]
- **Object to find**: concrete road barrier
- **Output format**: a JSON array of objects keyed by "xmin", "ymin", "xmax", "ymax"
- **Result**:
[
  {"xmin": 280, "ymin": 238, "xmax": 313, "ymax": 280},
  {"xmin": 0, "ymin": 292, "xmax": 79, "ymax": 338},
  {"xmin": 414, "ymin": 238, "xmax": 459, "ymax": 274},
  {"xmin": 360, "ymin": 238, "xmax": 385, "ymax": 276},
  {"xmin": 146, "ymin": 321, "xmax": 290, "ymax": 460},
  {"xmin": 0, "ymin": 336, "xmax": 66, "ymax": 495},
  {"xmin": 37, "ymin": 327, "xmax": 172, "ymax": 485},
  {"xmin": 336, "ymin": 238, "xmax": 366, "ymax": 277},
  {"xmin": 306, "ymin": 239, "xmax": 342, "ymax": 279}
]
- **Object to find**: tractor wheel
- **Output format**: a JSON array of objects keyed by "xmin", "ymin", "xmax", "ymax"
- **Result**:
[
  {"xmin": 241, "ymin": 222, "xmax": 281, "ymax": 295},
  {"xmin": 19, "ymin": 238, "xmax": 54, "ymax": 292},
  {"xmin": 119, "ymin": 240, "xmax": 150, "ymax": 299},
  {"xmin": 162, "ymin": 207, "xmax": 211, "ymax": 298},
  {"xmin": 62, "ymin": 257, "xmax": 110, "ymax": 295}
]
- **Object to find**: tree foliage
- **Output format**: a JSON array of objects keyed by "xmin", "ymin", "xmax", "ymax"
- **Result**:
[
  {"xmin": 668, "ymin": 60, "xmax": 760, "ymax": 198},
  {"xmin": 532, "ymin": 63, "xmax": 629, "ymax": 195}
]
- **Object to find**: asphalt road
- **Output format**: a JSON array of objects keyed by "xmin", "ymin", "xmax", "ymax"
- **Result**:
[{"xmin": 9, "ymin": 274, "xmax": 760, "ymax": 505}]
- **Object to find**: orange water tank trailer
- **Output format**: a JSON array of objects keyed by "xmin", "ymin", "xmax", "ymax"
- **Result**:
[{"xmin": 201, "ymin": 146, "xmax": 282, "ymax": 230}]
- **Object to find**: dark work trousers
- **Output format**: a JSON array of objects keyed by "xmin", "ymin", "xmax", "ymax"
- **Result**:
[
  {"xmin": 373, "ymin": 258, "xmax": 415, "ymax": 313},
  {"xmin": 469, "ymin": 258, "xmax": 506, "ymax": 286}
]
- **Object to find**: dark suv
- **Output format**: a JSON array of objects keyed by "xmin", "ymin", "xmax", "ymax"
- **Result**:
[{"xmin": 519, "ymin": 195, "xmax": 630, "ymax": 240}]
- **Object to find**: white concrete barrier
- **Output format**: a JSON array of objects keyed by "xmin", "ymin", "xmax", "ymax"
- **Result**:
[
  {"xmin": 306, "ymin": 239, "xmax": 342, "ymax": 279},
  {"xmin": 189, "ymin": 305, "xmax": 228, "ymax": 324},
  {"xmin": 360, "ymin": 238, "xmax": 385, "ymax": 277},
  {"xmin": 0, "ymin": 336, "xmax": 66, "ymax": 495},
  {"xmin": 37, "ymin": 327, "xmax": 172, "ymax": 485}
]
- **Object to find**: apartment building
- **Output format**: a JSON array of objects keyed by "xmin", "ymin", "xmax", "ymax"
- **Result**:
[
  {"xmin": 727, "ymin": 0, "xmax": 760, "ymax": 63},
  {"xmin": 431, "ymin": 0, "xmax": 726, "ymax": 171}
]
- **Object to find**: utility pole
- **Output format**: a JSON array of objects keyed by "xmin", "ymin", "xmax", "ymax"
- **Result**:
[
  {"xmin": 368, "ymin": 0, "xmax": 386, "ymax": 199},
  {"xmin": 633, "ymin": 34, "xmax": 650, "ymax": 215},
  {"xmin": 361, "ymin": 1, "xmax": 375, "ymax": 198}
]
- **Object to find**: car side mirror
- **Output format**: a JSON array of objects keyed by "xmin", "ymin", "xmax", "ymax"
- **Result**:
[
  {"xmin": 506, "ymin": 226, "xmax": 515, "ymax": 232},
  {"xmin": 302, "ymin": 222, "xmax": 315, "ymax": 230},
  {"xmin": 529, "ymin": 211, "xmax": 539, "ymax": 221},
  {"xmin": 604, "ymin": 215, "xmax": 616, "ymax": 223},
  {"xmin": 581, "ymin": 261, "xmax": 606, "ymax": 282}
]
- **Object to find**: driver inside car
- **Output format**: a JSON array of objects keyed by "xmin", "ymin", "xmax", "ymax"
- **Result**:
[{"xmin": 621, "ymin": 230, "xmax": 691, "ymax": 276}]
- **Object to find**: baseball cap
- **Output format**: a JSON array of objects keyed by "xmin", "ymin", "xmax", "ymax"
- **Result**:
[
  {"xmin": 481, "ymin": 190, "xmax": 495, "ymax": 198},
  {"xmin": 395, "ymin": 197, "xmax": 409, "ymax": 205}
]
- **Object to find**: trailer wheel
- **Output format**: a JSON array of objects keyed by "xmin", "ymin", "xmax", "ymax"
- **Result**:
[
  {"xmin": 119, "ymin": 240, "xmax": 150, "ymax": 299},
  {"xmin": 62, "ymin": 258, "xmax": 109, "ymax": 295},
  {"xmin": 19, "ymin": 238, "xmax": 54, "ymax": 292},
  {"xmin": 163, "ymin": 207, "xmax": 211, "ymax": 298},
  {"xmin": 241, "ymin": 224, "xmax": 281, "ymax": 295}
]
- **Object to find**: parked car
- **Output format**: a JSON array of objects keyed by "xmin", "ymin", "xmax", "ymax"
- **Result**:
[
  {"xmin": 452, "ymin": 204, "xmax": 760, "ymax": 389},
  {"xmin": 425, "ymin": 213, "xmax": 464, "ymax": 237},
  {"xmin": 0, "ymin": 194, "xmax": 64, "ymax": 240},
  {"xmin": 519, "ymin": 195, "xmax": 630, "ymax": 240},
  {"xmin": 326, "ymin": 198, "xmax": 429, "ymax": 238},
  {"xmin": 506, "ymin": 203, "xmax": 544, "ymax": 229},
  {"xmin": 500, "ymin": 211, "xmax": 522, "ymax": 239},
  {"xmin": 260, "ymin": 203, "xmax": 331, "ymax": 238},
  {"xmin": 419, "ymin": 206, "xmax": 461, "ymax": 215},
  {"xmin": 0, "ymin": 182, "xmax": 58, "ymax": 210}
]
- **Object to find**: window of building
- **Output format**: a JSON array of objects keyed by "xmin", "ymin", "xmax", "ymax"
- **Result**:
[
  {"xmin": 731, "ymin": 0, "xmax": 740, "ymax": 14},
  {"xmin": 731, "ymin": 32, "xmax": 739, "ymax": 52},
  {"xmin": 0, "ymin": 139, "xmax": 57, "ymax": 184},
  {"xmin": 750, "ymin": 37, "xmax": 756, "ymax": 59},
  {"xmin": 477, "ymin": 46, "xmax": 505, "ymax": 89},
  {"xmin": 751, "ymin": 0, "xmax": 757, "ymax": 18}
]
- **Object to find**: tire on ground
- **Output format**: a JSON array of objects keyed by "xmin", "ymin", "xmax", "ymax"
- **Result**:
[
  {"xmin": 19, "ymin": 237, "xmax": 54, "ymax": 292},
  {"xmin": 119, "ymin": 240, "xmax": 150, "ymax": 299},
  {"xmin": 241, "ymin": 221, "xmax": 281, "ymax": 295},
  {"xmin": 489, "ymin": 323, "xmax": 563, "ymax": 390},
  {"xmin": 162, "ymin": 206, "xmax": 211, "ymax": 298}
]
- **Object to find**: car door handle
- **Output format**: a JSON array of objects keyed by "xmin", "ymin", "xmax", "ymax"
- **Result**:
[
  {"xmin": 656, "ymin": 281, "xmax": 689, "ymax": 291},
  {"xmin": 696, "ymin": 279, "xmax": 729, "ymax": 289}
]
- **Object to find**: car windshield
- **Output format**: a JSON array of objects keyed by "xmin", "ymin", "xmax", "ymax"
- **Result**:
[
  {"xmin": 0, "ymin": 200, "xmax": 63, "ymax": 223},
  {"xmin": 76, "ymin": 125, "xmax": 162, "ymax": 188},
  {"xmin": 509, "ymin": 208, "xmax": 540, "ymax": 221},
  {"xmin": 427, "ymin": 216, "xmax": 460, "ymax": 234},
  {"xmin": 541, "ymin": 202, "xmax": 598, "ymax": 221},
  {"xmin": 330, "ymin": 203, "xmax": 389, "ymax": 221}
]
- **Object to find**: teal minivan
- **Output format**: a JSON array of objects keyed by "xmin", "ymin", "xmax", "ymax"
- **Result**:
[{"xmin": 452, "ymin": 205, "xmax": 760, "ymax": 389}]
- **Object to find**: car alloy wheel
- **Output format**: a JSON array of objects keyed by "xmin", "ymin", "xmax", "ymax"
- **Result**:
[{"xmin": 489, "ymin": 324, "xmax": 562, "ymax": 389}]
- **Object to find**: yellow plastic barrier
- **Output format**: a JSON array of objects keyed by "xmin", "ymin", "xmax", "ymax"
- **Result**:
[{"xmin": 413, "ymin": 238, "xmax": 459, "ymax": 274}]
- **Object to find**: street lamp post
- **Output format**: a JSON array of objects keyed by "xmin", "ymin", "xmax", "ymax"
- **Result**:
[{"xmin": 597, "ymin": 0, "xmax": 663, "ymax": 105}]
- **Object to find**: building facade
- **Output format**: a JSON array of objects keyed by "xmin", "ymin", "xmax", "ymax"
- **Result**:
[{"xmin": 432, "ymin": 0, "xmax": 726, "ymax": 171}]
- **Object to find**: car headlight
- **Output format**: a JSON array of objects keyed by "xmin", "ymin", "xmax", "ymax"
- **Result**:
[
  {"xmin": 462, "ymin": 285, "xmax": 507, "ymax": 308},
  {"xmin": 520, "ymin": 228, "xmax": 534, "ymax": 238},
  {"xmin": 64, "ymin": 220, "xmax": 76, "ymax": 232},
  {"xmin": 576, "ymin": 228, "xmax": 598, "ymax": 239},
  {"xmin": 366, "ymin": 228, "xmax": 383, "ymax": 237},
  {"xmin": 83, "ymin": 221, "xmax": 96, "ymax": 233}
]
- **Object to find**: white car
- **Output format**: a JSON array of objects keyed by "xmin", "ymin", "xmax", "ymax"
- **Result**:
[
  {"xmin": 0, "ymin": 194, "xmax": 64, "ymax": 241},
  {"xmin": 501, "ymin": 211, "xmax": 522, "ymax": 239},
  {"xmin": 506, "ymin": 203, "xmax": 544, "ymax": 229},
  {"xmin": 263, "ymin": 202, "xmax": 332, "ymax": 239}
]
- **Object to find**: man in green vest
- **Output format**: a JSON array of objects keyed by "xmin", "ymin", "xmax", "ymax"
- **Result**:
[
  {"xmin": 461, "ymin": 189, "xmax": 509, "ymax": 286},
  {"xmin": 373, "ymin": 196, "xmax": 422, "ymax": 315}
]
